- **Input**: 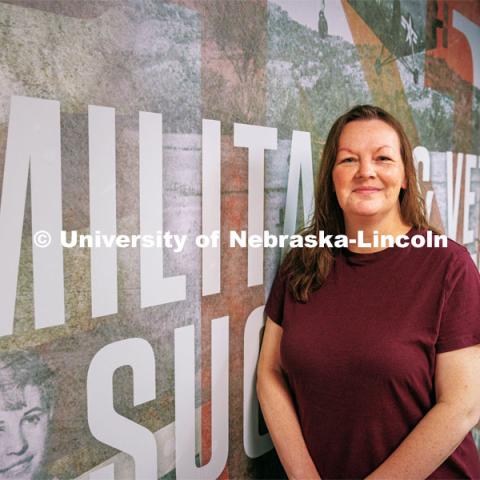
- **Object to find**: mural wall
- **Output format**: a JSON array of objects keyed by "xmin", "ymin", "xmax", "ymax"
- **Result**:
[{"xmin": 0, "ymin": 0, "xmax": 478, "ymax": 478}]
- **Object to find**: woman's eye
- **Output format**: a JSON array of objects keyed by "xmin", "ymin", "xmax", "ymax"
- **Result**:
[
  {"xmin": 23, "ymin": 414, "xmax": 41, "ymax": 425},
  {"xmin": 339, "ymin": 157, "xmax": 355, "ymax": 163},
  {"xmin": 378, "ymin": 156, "xmax": 392, "ymax": 161}
]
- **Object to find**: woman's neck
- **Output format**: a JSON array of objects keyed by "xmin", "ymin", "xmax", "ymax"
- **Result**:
[{"xmin": 344, "ymin": 218, "xmax": 413, "ymax": 254}]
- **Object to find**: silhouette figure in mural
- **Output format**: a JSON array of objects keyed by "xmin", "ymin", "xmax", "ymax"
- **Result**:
[
  {"xmin": 317, "ymin": 0, "xmax": 328, "ymax": 38},
  {"xmin": 0, "ymin": 351, "xmax": 55, "ymax": 480}
]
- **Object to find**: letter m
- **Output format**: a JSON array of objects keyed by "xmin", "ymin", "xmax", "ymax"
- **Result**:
[{"xmin": 0, "ymin": 96, "xmax": 65, "ymax": 337}]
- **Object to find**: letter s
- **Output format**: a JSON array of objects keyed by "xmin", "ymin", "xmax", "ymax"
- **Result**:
[{"xmin": 87, "ymin": 338, "xmax": 157, "ymax": 479}]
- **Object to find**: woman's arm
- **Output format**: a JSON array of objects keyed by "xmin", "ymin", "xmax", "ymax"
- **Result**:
[
  {"xmin": 366, "ymin": 344, "xmax": 480, "ymax": 479},
  {"xmin": 257, "ymin": 317, "xmax": 321, "ymax": 480}
]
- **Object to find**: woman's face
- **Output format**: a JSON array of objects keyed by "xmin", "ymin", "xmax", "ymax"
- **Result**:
[
  {"xmin": 0, "ymin": 385, "xmax": 50, "ymax": 480},
  {"xmin": 332, "ymin": 119, "xmax": 407, "ymax": 223}
]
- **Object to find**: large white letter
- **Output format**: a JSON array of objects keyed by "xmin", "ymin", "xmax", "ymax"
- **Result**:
[
  {"xmin": 243, "ymin": 306, "xmax": 273, "ymax": 458},
  {"xmin": 234, "ymin": 123, "xmax": 277, "ymax": 287},
  {"xmin": 88, "ymin": 105, "xmax": 118, "ymax": 317},
  {"xmin": 453, "ymin": 11, "xmax": 480, "ymax": 89},
  {"xmin": 174, "ymin": 317, "xmax": 229, "ymax": 479},
  {"xmin": 446, "ymin": 152, "xmax": 463, "ymax": 240},
  {"xmin": 139, "ymin": 111, "xmax": 186, "ymax": 307},
  {"xmin": 87, "ymin": 338, "xmax": 157, "ymax": 480},
  {"xmin": 463, "ymin": 154, "xmax": 477, "ymax": 246},
  {"xmin": 413, "ymin": 146, "xmax": 434, "ymax": 220},
  {"xmin": 89, "ymin": 464, "xmax": 114, "ymax": 480},
  {"xmin": 283, "ymin": 131, "xmax": 314, "ymax": 238},
  {"xmin": 0, "ymin": 95, "xmax": 64, "ymax": 337},
  {"xmin": 202, "ymin": 119, "xmax": 221, "ymax": 296}
]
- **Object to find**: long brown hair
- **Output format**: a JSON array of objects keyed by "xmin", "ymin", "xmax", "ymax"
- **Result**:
[{"xmin": 280, "ymin": 104, "xmax": 441, "ymax": 302}]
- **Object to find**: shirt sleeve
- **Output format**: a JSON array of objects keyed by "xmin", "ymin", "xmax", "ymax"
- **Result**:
[
  {"xmin": 436, "ymin": 248, "xmax": 480, "ymax": 353},
  {"xmin": 264, "ymin": 269, "xmax": 288, "ymax": 327}
]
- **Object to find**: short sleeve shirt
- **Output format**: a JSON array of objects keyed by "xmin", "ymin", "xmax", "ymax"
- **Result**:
[{"xmin": 265, "ymin": 227, "xmax": 480, "ymax": 479}]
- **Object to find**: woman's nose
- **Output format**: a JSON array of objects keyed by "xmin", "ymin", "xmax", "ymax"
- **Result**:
[
  {"xmin": 355, "ymin": 157, "xmax": 376, "ymax": 178},
  {"xmin": 6, "ymin": 425, "xmax": 28, "ymax": 455}
]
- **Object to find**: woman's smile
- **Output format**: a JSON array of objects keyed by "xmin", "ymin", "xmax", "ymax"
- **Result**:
[{"xmin": 353, "ymin": 187, "xmax": 382, "ymax": 194}]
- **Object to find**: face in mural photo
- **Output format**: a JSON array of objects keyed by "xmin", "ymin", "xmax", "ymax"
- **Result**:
[
  {"xmin": 0, "ymin": 352, "xmax": 54, "ymax": 480},
  {"xmin": 332, "ymin": 119, "xmax": 408, "ymax": 224}
]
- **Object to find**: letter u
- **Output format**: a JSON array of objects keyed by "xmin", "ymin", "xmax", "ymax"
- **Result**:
[
  {"xmin": 174, "ymin": 317, "xmax": 229, "ymax": 479},
  {"xmin": 61, "ymin": 230, "xmax": 77, "ymax": 248}
]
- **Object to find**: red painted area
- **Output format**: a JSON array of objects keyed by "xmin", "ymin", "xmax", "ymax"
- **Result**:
[
  {"xmin": 426, "ymin": 0, "xmax": 479, "ymax": 87},
  {"xmin": 424, "ymin": 1, "xmax": 479, "ymax": 151}
]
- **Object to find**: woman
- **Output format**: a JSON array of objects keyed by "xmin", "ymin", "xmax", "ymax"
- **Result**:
[
  {"xmin": 257, "ymin": 105, "xmax": 480, "ymax": 479},
  {"xmin": 0, "ymin": 350, "xmax": 56, "ymax": 480}
]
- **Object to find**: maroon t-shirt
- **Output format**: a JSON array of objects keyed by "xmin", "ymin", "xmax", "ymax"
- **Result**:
[{"xmin": 264, "ymin": 227, "xmax": 480, "ymax": 479}]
